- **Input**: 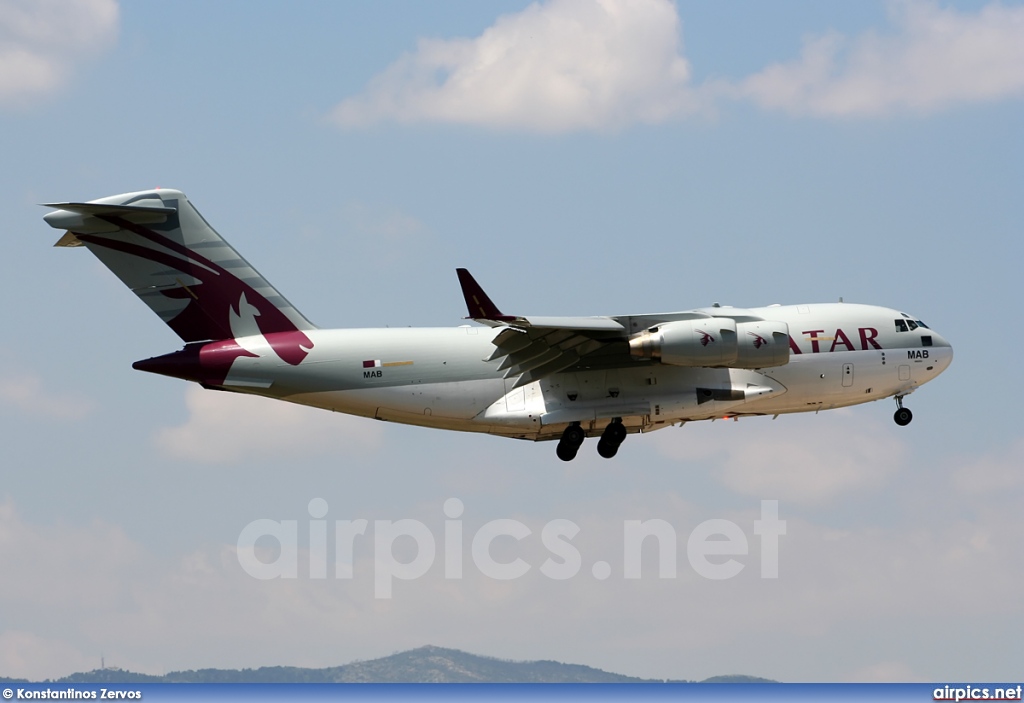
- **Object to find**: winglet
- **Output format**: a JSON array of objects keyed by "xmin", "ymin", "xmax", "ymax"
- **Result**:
[{"xmin": 456, "ymin": 268, "xmax": 514, "ymax": 321}]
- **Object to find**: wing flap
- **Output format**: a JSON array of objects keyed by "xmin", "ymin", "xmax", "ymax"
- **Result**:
[
  {"xmin": 503, "ymin": 347, "xmax": 563, "ymax": 377},
  {"xmin": 510, "ymin": 351, "xmax": 582, "ymax": 388},
  {"xmin": 498, "ymin": 343, "xmax": 553, "ymax": 372}
]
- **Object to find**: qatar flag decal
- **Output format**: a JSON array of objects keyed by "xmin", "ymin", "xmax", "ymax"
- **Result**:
[{"xmin": 362, "ymin": 359, "xmax": 414, "ymax": 369}]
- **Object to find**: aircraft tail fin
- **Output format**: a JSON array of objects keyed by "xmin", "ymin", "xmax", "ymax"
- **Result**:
[{"xmin": 43, "ymin": 189, "xmax": 316, "ymax": 365}]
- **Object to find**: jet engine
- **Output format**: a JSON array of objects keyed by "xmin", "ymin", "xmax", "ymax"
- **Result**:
[{"xmin": 628, "ymin": 318, "xmax": 790, "ymax": 368}]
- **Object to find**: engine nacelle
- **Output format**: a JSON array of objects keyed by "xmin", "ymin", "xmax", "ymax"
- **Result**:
[
  {"xmin": 629, "ymin": 318, "xmax": 790, "ymax": 368},
  {"xmin": 628, "ymin": 318, "xmax": 737, "ymax": 366},
  {"xmin": 734, "ymin": 320, "xmax": 791, "ymax": 368}
]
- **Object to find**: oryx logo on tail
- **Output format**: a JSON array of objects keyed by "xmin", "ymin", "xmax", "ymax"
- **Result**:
[{"xmin": 44, "ymin": 190, "xmax": 316, "ymax": 367}]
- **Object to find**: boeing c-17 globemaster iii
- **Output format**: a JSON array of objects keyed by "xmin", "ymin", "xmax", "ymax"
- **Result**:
[{"xmin": 43, "ymin": 189, "xmax": 953, "ymax": 461}]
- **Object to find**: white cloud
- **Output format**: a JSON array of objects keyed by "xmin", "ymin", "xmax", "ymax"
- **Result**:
[
  {"xmin": 736, "ymin": 0, "xmax": 1024, "ymax": 117},
  {"xmin": 0, "ymin": 631, "xmax": 96, "ymax": 683},
  {"xmin": 1, "ymin": 473, "xmax": 1023, "ymax": 682},
  {"xmin": 652, "ymin": 411, "xmax": 905, "ymax": 505},
  {"xmin": 951, "ymin": 437, "xmax": 1024, "ymax": 495},
  {"xmin": 155, "ymin": 386, "xmax": 383, "ymax": 464},
  {"xmin": 339, "ymin": 202, "xmax": 434, "ymax": 269},
  {"xmin": 333, "ymin": 0, "xmax": 1024, "ymax": 131},
  {"xmin": 0, "ymin": 0, "xmax": 119, "ymax": 106},
  {"xmin": 0, "ymin": 373, "xmax": 93, "ymax": 420},
  {"xmin": 332, "ymin": 0, "xmax": 698, "ymax": 133}
]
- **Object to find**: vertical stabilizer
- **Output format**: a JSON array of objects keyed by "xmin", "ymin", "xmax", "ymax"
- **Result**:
[{"xmin": 43, "ymin": 189, "xmax": 316, "ymax": 365}]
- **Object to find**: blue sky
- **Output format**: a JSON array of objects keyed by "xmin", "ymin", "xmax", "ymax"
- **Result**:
[{"xmin": 1, "ymin": 0, "xmax": 1022, "ymax": 682}]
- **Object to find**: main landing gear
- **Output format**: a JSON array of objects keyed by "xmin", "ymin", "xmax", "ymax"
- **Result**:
[
  {"xmin": 597, "ymin": 418, "xmax": 626, "ymax": 459},
  {"xmin": 893, "ymin": 396, "xmax": 913, "ymax": 426},
  {"xmin": 556, "ymin": 419, "xmax": 627, "ymax": 461},
  {"xmin": 556, "ymin": 423, "xmax": 585, "ymax": 462}
]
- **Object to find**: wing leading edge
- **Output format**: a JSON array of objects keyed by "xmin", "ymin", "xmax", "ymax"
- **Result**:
[
  {"xmin": 457, "ymin": 269, "xmax": 638, "ymax": 388},
  {"xmin": 454, "ymin": 269, "xmax": 775, "ymax": 387}
]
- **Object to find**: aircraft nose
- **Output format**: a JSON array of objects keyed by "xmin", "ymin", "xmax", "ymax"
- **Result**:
[
  {"xmin": 927, "ymin": 330, "xmax": 954, "ymax": 372},
  {"xmin": 929, "ymin": 330, "xmax": 952, "ymax": 349}
]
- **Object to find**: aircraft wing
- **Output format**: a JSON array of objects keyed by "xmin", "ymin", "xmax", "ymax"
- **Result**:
[
  {"xmin": 484, "ymin": 322, "xmax": 627, "ymax": 388},
  {"xmin": 456, "ymin": 268, "xmax": 716, "ymax": 388}
]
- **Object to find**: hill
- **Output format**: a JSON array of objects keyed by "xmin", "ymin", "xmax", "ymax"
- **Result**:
[{"xmin": 7, "ymin": 646, "xmax": 777, "ymax": 684}]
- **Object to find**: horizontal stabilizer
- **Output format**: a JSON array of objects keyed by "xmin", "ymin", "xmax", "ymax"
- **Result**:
[
  {"xmin": 42, "ymin": 202, "xmax": 177, "ymax": 216},
  {"xmin": 43, "ymin": 202, "xmax": 177, "ymax": 234}
]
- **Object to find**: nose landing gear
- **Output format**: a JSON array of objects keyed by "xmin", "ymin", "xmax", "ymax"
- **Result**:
[
  {"xmin": 893, "ymin": 396, "xmax": 913, "ymax": 426},
  {"xmin": 556, "ymin": 422, "xmax": 585, "ymax": 462},
  {"xmin": 597, "ymin": 418, "xmax": 626, "ymax": 459}
]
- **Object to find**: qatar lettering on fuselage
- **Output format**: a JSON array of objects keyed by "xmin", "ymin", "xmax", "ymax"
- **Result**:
[{"xmin": 789, "ymin": 327, "xmax": 882, "ymax": 354}]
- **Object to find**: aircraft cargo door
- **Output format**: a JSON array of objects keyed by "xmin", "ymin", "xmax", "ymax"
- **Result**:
[{"xmin": 842, "ymin": 363, "xmax": 854, "ymax": 388}]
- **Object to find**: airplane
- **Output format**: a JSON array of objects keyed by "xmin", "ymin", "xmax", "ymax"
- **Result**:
[{"xmin": 42, "ymin": 189, "xmax": 953, "ymax": 461}]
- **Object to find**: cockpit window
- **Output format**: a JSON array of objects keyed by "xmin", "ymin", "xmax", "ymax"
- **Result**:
[{"xmin": 896, "ymin": 318, "xmax": 930, "ymax": 332}]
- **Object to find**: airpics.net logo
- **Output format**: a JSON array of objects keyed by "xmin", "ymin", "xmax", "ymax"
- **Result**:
[{"xmin": 236, "ymin": 499, "xmax": 786, "ymax": 599}]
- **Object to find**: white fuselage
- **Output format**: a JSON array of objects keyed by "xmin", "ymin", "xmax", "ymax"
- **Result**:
[
  {"xmin": 43, "ymin": 189, "xmax": 952, "ymax": 451},
  {"xmin": 219, "ymin": 303, "xmax": 952, "ymax": 441}
]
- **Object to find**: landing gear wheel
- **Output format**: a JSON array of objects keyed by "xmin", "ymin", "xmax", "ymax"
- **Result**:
[
  {"xmin": 556, "ymin": 442, "xmax": 579, "ymax": 462},
  {"xmin": 562, "ymin": 424, "xmax": 585, "ymax": 446},
  {"xmin": 596, "ymin": 418, "xmax": 626, "ymax": 459},
  {"xmin": 596, "ymin": 438, "xmax": 620, "ymax": 459},
  {"xmin": 894, "ymin": 407, "xmax": 913, "ymax": 426},
  {"xmin": 556, "ymin": 423, "xmax": 585, "ymax": 462},
  {"xmin": 603, "ymin": 422, "xmax": 626, "ymax": 444}
]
